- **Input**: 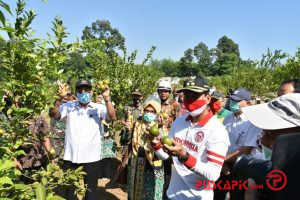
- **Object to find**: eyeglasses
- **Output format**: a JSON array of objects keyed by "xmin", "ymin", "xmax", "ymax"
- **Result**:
[{"xmin": 144, "ymin": 109, "xmax": 156, "ymax": 114}]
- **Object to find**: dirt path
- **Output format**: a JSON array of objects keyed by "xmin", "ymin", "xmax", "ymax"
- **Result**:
[
  {"xmin": 97, "ymin": 152, "xmax": 127, "ymax": 200},
  {"xmin": 98, "ymin": 178, "xmax": 127, "ymax": 200}
]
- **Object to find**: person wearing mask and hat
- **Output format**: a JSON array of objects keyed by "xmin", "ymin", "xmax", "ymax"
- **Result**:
[
  {"xmin": 116, "ymin": 89, "xmax": 144, "ymax": 185},
  {"xmin": 150, "ymin": 76, "xmax": 229, "ymax": 200},
  {"xmin": 120, "ymin": 89, "xmax": 143, "ymax": 145},
  {"xmin": 157, "ymin": 80, "xmax": 180, "ymax": 131},
  {"xmin": 233, "ymin": 93, "xmax": 300, "ymax": 200},
  {"xmin": 209, "ymin": 90, "xmax": 231, "ymax": 122},
  {"xmin": 157, "ymin": 80, "xmax": 181, "ymax": 195},
  {"xmin": 127, "ymin": 100, "xmax": 165, "ymax": 200},
  {"xmin": 59, "ymin": 79, "xmax": 116, "ymax": 200},
  {"xmin": 214, "ymin": 88, "xmax": 263, "ymax": 200}
]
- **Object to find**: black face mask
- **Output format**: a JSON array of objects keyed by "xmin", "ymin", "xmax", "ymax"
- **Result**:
[{"xmin": 133, "ymin": 97, "xmax": 141, "ymax": 104}]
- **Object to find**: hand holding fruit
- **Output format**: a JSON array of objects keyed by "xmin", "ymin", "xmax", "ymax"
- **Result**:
[
  {"xmin": 98, "ymin": 79, "xmax": 110, "ymax": 101},
  {"xmin": 162, "ymin": 139, "xmax": 186, "ymax": 157},
  {"xmin": 57, "ymin": 81, "xmax": 69, "ymax": 98}
]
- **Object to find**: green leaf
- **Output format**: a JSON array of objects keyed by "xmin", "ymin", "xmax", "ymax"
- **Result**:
[
  {"xmin": 14, "ymin": 183, "xmax": 31, "ymax": 190},
  {"xmin": 0, "ymin": 147, "xmax": 12, "ymax": 153},
  {"xmin": 74, "ymin": 166, "xmax": 83, "ymax": 173},
  {"xmin": 0, "ymin": 177, "xmax": 14, "ymax": 185},
  {"xmin": 6, "ymin": 108, "xmax": 12, "ymax": 115},
  {"xmin": 0, "ymin": 10, "xmax": 5, "ymax": 26},
  {"xmin": 46, "ymin": 196, "xmax": 64, "ymax": 200},
  {"xmin": 12, "ymin": 150, "xmax": 26, "ymax": 157},
  {"xmin": 41, "ymin": 177, "xmax": 47, "ymax": 185},
  {"xmin": 35, "ymin": 184, "xmax": 46, "ymax": 200},
  {"xmin": 0, "ymin": 26, "xmax": 15, "ymax": 33},
  {"xmin": 25, "ymin": 90, "xmax": 32, "ymax": 96},
  {"xmin": 0, "ymin": 160, "xmax": 15, "ymax": 172},
  {"xmin": 0, "ymin": 1, "xmax": 13, "ymax": 15},
  {"xmin": 0, "ymin": 198, "xmax": 13, "ymax": 200}
]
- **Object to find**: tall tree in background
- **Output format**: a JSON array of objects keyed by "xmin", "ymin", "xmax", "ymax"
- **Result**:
[
  {"xmin": 82, "ymin": 20, "xmax": 125, "ymax": 53},
  {"xmin": 212, "ymin": 36, "xmax": 241, "ymax": 75},
  {"xmin": 179, "ymin": 48, "xmax": 198, "ymax": 76},
  {"xmin": 61, "ymin": 52, "xmax": 92, "ymax": 79},
  {"xmin": 149, "ymin": 58, "xmax": 180, "ymax": 77},
  {"xmin": 193, "ymin": 42, "xmax": 213, "ymax": 76}
]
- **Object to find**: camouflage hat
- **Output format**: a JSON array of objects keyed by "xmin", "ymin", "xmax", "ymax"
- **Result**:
[
  {"xmin": 211, "ymin": 91, "xmax": 224, "ymax": 100},
  {"xmin": 132, "ymin": 89, "xmax": 142, "ymax": 96},
  {"xmin": 177, "ymin": 76, "xmax": 210, "ymax": 93}
]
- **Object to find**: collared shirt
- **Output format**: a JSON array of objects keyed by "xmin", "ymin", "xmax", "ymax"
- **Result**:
[
  {"xmin": 160, "ymin": 99, "xmax": 181, "ymax": 129},
  {"xmin": 223, "ymin": 113, "xmax": 263, "ymax": 159},
  {"xmin": 121, "ymin": 103, "xmax": 143, "ymax": 122},
  {"xmin": 59, "ymin": 101, "xmax": 107, "ymax": 163},
  {"xmin": 160, "ymin": 111, "xmax": 229, "ymax": 200}
]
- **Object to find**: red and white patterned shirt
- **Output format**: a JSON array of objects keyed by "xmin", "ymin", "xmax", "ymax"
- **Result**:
[{"xmin": 154, "ymin": 111, "xmax": 229, "ymax": 200}]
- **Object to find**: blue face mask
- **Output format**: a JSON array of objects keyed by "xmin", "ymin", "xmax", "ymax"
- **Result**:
[
  {"xmin": 229, "ymin": 100, "xmax": 241, "ymax": 113},
  {"xmin": 143, "ymin": 113, "xmax": 156, "ymax": 123},
  {"xmin": 77, "ymin": 92, "xmax": 91, "ymax": 104}
]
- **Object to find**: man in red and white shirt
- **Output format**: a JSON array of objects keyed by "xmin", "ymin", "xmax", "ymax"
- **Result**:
[{"xmin": 151, "ymin": 76, "xmax": 229, "ymax": 200}]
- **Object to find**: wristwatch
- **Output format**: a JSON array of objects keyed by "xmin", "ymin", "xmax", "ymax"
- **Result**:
[{"xmin": 178, "ymin": 151, "xmax": 189, "ymax": 163}]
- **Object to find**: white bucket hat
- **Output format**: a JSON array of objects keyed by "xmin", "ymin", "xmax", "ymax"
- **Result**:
[{"xmin": 242, "ymin": 93, "xmax": 300, "ymax": 130}]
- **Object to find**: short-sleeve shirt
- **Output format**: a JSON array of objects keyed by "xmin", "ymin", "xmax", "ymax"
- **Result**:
[
  {"xmin": 59, "ymin": 101, "xmax": 107, "ymax": 163},
  {"xmin": 223, "ymin": 113, "xmax": 263, "ymax": 159}
]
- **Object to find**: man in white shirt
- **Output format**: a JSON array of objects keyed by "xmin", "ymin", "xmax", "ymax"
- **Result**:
[
  {"xmin": 214, "ymin": 88, "xmax": 263, "ymax": 200},
  {"xmin": 60, "ymin": 79, "xmax": 116, "ymax": 200},
  {"xmin": 151, "ymin": 76, "xmax": 229, "ymax": 200}
]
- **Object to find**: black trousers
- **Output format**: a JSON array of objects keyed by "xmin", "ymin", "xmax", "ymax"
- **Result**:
[
  {"xmin": 63, "ymin": 160, "xmax": 100, "ymax": 200},
  {"xmin": 213, "ymin": 172, "xmax": 246, "ymax": 200}
]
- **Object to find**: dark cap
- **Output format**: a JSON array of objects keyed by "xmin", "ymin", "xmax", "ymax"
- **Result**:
[
  {"xmin": 132, "ymin": 89, "xmax": 142, "ymax": 96},
  {"xmin": 230, "ymin": 88, "xmax": 251, "ymax": 101},
  {"xmin": 177, "ymin": 76, "xmax": 210, "ymax": 93},
  {"xmin": 75, "ymin": 79, "xmax": 92, "ymax": 89}
]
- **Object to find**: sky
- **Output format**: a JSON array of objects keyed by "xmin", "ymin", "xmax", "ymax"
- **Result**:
[{"xmin": 3, "ymin": 0, "xmax": 300, "ymax": 63}]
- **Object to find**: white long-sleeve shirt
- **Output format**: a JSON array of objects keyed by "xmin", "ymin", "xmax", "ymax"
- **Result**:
[{"xmin": 153, "ymin": 111, "xmax": 229, "ymax": 200}]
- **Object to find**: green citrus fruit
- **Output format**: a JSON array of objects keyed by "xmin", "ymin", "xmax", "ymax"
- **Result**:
[
  {"xmin": 162, "ymin": 136, "xmax": 173, "ymax": 146},
  {"xmin": 162, "ymin": 113, "xmax": 168, "ymax": 119},
  {"xmin": 49, "ymin": 148, "xmax": 56, "ymax": 155},
  {"xmin": 0, "ymin": 129, "xmax": 4, "ymax": 137},
  {"xmin": 78, "ymin": 189, "xmax": 85, "ymax": 195},
  {"xmin": 103, "ymin": 79, "xmax": 110, "ymax": 85},
  {"xmin": 149, "ymin": 125, "xmax": 159, "ymax": 137},
  {"xmin": 99, "ymin": 84, "xmax": 106, "ymax": 91}
]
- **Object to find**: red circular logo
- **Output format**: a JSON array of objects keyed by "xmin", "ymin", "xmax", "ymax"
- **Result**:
[
  {"xmin": 266, "ymin": 170, "xmax": 287, "ymax": 191},
  {"xmin": 194, "ymin": 131, "xmax": 204, "ymax": 143}
]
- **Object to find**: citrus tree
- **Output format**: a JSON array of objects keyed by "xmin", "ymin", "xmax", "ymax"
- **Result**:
[{"xmin": 0, "ymin": 1, "xmax": 84, "ymax": 199}]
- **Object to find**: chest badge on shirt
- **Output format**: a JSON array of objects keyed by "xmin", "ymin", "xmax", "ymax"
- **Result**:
[{"xmin": 194, "ymin": 131, "xmax": 204, "ymax": 143}]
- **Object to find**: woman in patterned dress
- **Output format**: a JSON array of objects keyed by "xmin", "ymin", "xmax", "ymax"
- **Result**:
[{"xmin": 127, "ymin": 100, "xmax": 164, "ymax": 200}]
